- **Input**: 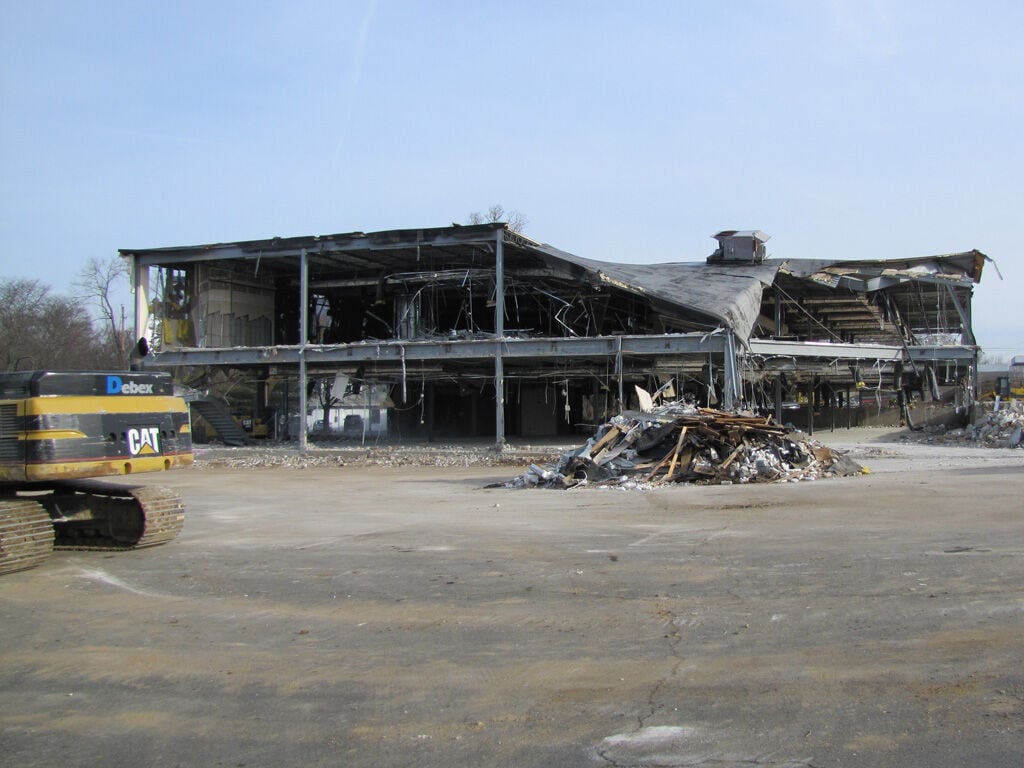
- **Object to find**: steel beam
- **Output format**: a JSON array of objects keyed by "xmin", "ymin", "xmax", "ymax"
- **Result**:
[
  {"xmin": 749, "ymin": 339, "xmax": 976, "ymax": 364},
  {"xmin": 904, "ymin": 345, "xmax": 977, "ymax": 363},
  {"xmin": 146, "ymin": 334, "xmax": 974, "ymax": 381},
  {"xmin": 123, "ymin": 231, "xmax": 503, "ymax": 269},
  {"xmin": 943, "ymin": 283, "xmax": 976, "ymax": 345},
  {"xmin": 749, "ymin": 339, "xmax": 903, "ymax": 360},
  {"xmin": 146, "ymin": 332, "xmax": 731, "ymax": 368},
  {"xmin": 911, "ymin": 275, "xmax": 977, "ymax": 290}
]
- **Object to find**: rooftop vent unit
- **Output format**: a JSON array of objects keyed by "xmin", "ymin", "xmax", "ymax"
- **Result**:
[{"xmin": 707, "ymin": 230, "xmax": 769, "ymax": 264}]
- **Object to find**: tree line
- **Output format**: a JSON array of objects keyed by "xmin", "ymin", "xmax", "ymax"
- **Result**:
[{"xmin": 1, "ymin": 256, "xmax": 131, "ymax": 372}]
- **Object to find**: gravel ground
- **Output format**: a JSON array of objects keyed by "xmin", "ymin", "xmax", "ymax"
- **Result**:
[{"xmin": 2, "ymin": 426, "xmax": 1021, "ymax": 768}]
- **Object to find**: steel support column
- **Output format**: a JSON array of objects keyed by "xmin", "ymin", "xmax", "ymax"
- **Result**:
[
  {"xmin": 298, "ymin": 248, "xmax": 309, "ymax": 452},
  {"xmin": 806, "ymin": 378, "xmax": 815, "ymax": 436},
  {"xmin": 494, "ymin": 230, "xmax": 505, "ymax": 450},
  {"xmin": 132, "ymin": 257, "xmax": 149, "ymax": 353},
  {"xmin": 616, "ymin": 335, "xmax": 624, "ymax": 411},
  {"xmin": 970, "ymin": 347, "xmax": 979, "ymax": 422},
  {"xmin": 722, "ymin": 333, "xmax": 738, "ymax": 411}
]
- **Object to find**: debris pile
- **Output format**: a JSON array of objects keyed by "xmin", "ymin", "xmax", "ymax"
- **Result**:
[
  {"xmin": 917, "ymin": 400, "xmax": 1024, "ymax": 449},
  {"xmin": 502, "ymin": 402, "xmax": 865, "ymax": 489},
  {"xmin": 967, "ymin": 403, "xmax": 1024, "ymax": 447}
]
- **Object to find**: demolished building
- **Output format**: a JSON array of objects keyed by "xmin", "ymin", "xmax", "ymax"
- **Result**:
[{"xmin": 119, "ymin": 225, "xmax": 988, "ymax": 446}]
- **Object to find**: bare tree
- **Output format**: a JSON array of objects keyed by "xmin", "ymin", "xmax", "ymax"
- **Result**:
[
  {"xmin": 0, "ymin": 278, "xmax": 112, "ymax": 371},
  {"xmin": 468, "ymin": 204, "xmax": 528, "ymax": 233},
  {"xmin": 0, "ymin": 279, "xmax": 49, "ymax": 371},
  {"xmin": 74, "ymin": 255, "xmax": 131, "ymax": 369},
  {"xmin": 315, "ymin": 377, "xmax": 340, "ymax": 435}
]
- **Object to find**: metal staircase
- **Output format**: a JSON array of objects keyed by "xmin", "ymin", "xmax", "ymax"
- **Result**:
[{"xmin": 187, "ymin": 397, "xmax": 252, "ymax": 447}]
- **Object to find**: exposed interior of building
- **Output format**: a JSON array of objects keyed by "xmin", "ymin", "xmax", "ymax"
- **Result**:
[{"xmin": 120, "ymin": 224, "xmax": 987, "ymax": 445}]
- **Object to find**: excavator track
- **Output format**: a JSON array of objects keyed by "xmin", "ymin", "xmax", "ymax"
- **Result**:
[
  {"xmin": 0, "ymin": 498, "xmax": 55, "ymax": 575},
  {"xmin": 44, "ymin": 480, "xmax": 185, "ymax": 551}
]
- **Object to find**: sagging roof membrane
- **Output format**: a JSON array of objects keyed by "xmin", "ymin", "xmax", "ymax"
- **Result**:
[{"xmin": 530, "ymin": 243, "xmax": 780, "ymax": 340}]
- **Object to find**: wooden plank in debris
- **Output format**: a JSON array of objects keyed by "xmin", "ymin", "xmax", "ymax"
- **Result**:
[
  {"xmin": 593, "ymin": 425, "xmax": 644, "ymax": 465},
  {"xmin": 666, "ymin": 426, "xmax": 688, "ymax": 477},
  {"xmin": 594, "ymin": 440, "xmax": 632, "ymax": 466},
  {"xmin": 652, "ymin": 427, "xmax": 688, "ymax": 486},
  {"xmin": 695, "ymin": 423, "xmax": 719, "ymax": 439},
  {"xmin": 717, "ymin": 444, "xmax": 744, "ymax": 473},
  {"xmin": 619, "ymin": 423, "xmax": 645, "ymax": 446},
  {"xmin": 698, "ymin": 408, "xmax": 730, "ymax": 417},
  {"xmin": 667, "ymin": 446, "xmax": 693, "ymax": 481},
  {"xmin": 644, "ymin": 437, "xmax": 681, "ymax": 480},
  {"xmin": 589, "ymin": 426, "xmax": 621, "ymax": 458}
]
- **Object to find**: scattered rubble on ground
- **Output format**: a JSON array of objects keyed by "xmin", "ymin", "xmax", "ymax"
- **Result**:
[
  {"xmin": 902, "ymin": 400, "xmax": 1024, "ymax": 449},
  {"xmin": 197, "ymin": 451, "xmax": 350, "ymax": 469},
  {"xmin": 498, "ymin": 401, "xmax": 865, "ymax": 490},
  {"xmin": 192, "ymin": 400, "xmax": 1024, "ymax": 476},
  {"xmin": 193, "ymin": 445, "xmax": 555, "ymax": 470}
]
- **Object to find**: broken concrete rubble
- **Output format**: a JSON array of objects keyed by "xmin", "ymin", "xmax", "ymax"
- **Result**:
[
  {"xmin": 908, "ymin": 400, "xmax": 1024, "ymax": 449},
  {"xmin": 500, "ymin": 401, "xmax": 865, "ymax": 489}
]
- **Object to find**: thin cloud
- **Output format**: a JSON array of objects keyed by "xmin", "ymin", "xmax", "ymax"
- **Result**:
[
  {"xmin": 828, "ymin": 0, "xmax": 901, "ymax": 58},
  {"xmin": 332, "ymin": 0, "xmax": 379, "ymax": 168}
]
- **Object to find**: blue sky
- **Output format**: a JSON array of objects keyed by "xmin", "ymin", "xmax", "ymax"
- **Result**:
[{"xmin": 2, "ymin": 1, "xmax": 1021, "ymax": 355}]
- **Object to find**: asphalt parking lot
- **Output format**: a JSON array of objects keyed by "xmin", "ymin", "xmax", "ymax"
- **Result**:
[{"xmin": 2, "ymin": 435, "xmax": 1022, "ymax": 767}]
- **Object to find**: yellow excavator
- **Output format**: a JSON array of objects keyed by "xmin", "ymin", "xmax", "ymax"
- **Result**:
[
  {"xmin": 0, "ymin": 370, "xmax": 193, "ymax": 574},
  {"xmin": 980, "ymin": 356, "xmax": 1024, "ymax": 401}
]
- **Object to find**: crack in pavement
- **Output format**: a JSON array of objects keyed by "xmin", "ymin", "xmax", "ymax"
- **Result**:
[
  {"xmin": 593, "ymin": 605, "xmax": 820, "ymax": 768},
  {"xmin": 637, "ymin": 602, "xmax": 685, "ymax": 731}
]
